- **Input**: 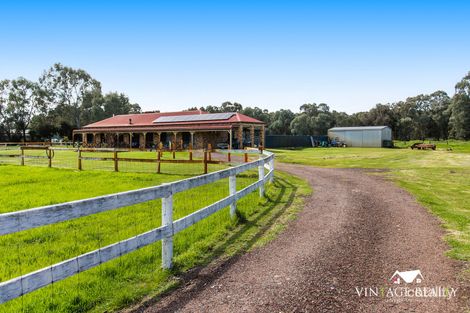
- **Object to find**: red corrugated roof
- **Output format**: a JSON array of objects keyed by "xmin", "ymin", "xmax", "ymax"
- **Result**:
[
  {"xmin": 84, "ymin": 110, "xmax": 206, "ymax": 128},
  {"xmin": 228, "ymin": 113, "xmax": 264, "ymax": 124},
  {"xmin": 82, "ymin": 110, "xmax": 264, "ymax": 130}
]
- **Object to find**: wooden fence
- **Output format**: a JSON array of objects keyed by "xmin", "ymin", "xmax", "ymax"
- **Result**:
[
  {"xmin": 0, "ymin": 150, "xmax": 275, "ymax": 304},
  {"xmin": 0, "ymin": 141, "xmax": 74, "ymax": 147},
  {"xmin": 0, "ymin": 145, "xmax": 260, "ymax": 174}
]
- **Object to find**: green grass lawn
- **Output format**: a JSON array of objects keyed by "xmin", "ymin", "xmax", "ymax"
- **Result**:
[
  {"xmin": 0, "ymin": 164, "xmax": 310, "ymax": 312},
  {"xmin": 0, "ymin": 149, "xmax": 229, "ymax": 176},
  {"xmin": 271, "ymin": 140, "xmax": 470, "ymax": 262},
  {"xmin": 271, "ymin": 140, "xmax": 470, "ymax": 169}
]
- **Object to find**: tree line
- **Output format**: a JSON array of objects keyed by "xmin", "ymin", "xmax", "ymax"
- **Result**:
[
  {"xmin": 194, "ymin": 72, "xmax": 470, "ymax": 140},
  {"xmin": 0, "ymin": 63, "xmax": 141, "ymax": 141},
  {"xmin": 1, "ymin": 63, "xmax": 469, "ymax": 142}
]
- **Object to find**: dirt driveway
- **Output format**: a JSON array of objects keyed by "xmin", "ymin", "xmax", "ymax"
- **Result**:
[{"xmin": 132, "ymin": 164, "xmax": 469, "ymax": 312}]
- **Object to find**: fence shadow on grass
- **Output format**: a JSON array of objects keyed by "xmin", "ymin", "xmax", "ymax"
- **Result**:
[{"xmin": 129, "ymin": 174, "xmax": 299, "ymax": 313}]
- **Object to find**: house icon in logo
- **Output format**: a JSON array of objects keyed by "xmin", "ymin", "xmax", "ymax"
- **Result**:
[{"xmin": 390, "ymin": 270, "xmax": 423, "ymax": 284}]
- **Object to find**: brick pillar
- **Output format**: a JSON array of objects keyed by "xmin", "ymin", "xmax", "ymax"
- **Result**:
[
  {"xmin": 238, "ymin": 125, "xmax": 243, "ymax": 149},
  {"xmin": 173, "ymin": 132, "xmax": 178, "ymax": 149},
  {"xmin": 154, "ymin": 132, "xmax": 160, "ymax": 146},
  {"xmin": 194, "ymin": 133, "xmax": 204, "ymax": 149},
  {"xmin": 83, "ymin": 133, "xmax": 87, "ymax": 144},
  {"xmin": 260, "ymin": 126, "xmax": 265, "ymax": 148},
  {"xmin": 250, "ymin": 125, "xmax": 255, "ymax": 147},
  {"xmin": 140, "ymin": 133, "xmax": 146, "ymax": 149}
]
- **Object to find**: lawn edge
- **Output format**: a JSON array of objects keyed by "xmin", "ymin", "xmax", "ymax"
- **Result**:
[{"xmin": 120, "ymin": 171, "xmax": 311, "ymax": 313}]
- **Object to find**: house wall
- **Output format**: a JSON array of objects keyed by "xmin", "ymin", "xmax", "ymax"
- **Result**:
[
  {"xmin": 76, "ymin": 126, "xmax": 260, "ymax": 149},
  {"xmin": 194, "ymin": 132, "xmax": 228, "ymax": 149}
]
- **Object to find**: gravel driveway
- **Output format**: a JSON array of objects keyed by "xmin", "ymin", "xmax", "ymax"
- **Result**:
[{"xmin": 131, "ymin": 164, "xmax": 469, "ymax": 313}]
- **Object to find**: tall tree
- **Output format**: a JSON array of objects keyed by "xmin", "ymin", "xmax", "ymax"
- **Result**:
[
  {"xmin": 290, "ymin": 114, "xmax": 311, "ymax": 135},
  {"xmin": 449, "ymin": 72, "xmax": 470, "ymax": 139},
  {"xmin": 350, "ymin": 111, "xmax": 373, "ymax": 127},
  {"xmin": 199, "ymin": 105, "xmax": 221, "ymax": 113},
  {"xmin": 331, "ymin": 110, "xmax": 359, "ymax": 127},
  {"xmin": 220, "ymin": 101, "xmax": 243, "ymax": 112},
  {"xmin": 367, "ymin": 104, "xmax": 397, "ymax": 129},
  {"xmin": 29, "ymin": 114, "xmax": 58, "ymax": 141},
  {"xmin": 0, "ymin": 81, "xmax": 15, "ymax": 140},
  {"xmin": 80, "ymin": 89, "xmax": 105, "ymax": 126},
  {"xmin": 103, "ymin": 92, "xmax": 141, "ymax": 117},
  {"xmin": 393, "ymin": 96, "xmax": 431, "ymax": 140},
  {"xmin": 299, "ymin": 103, "xmax": 319, "ymax": 116},
  {"xmin": 292, "ymin": 103, "xmax": 335, "ymax": 135},
  {"xmin": 396, "ymin": 116, "xmax": 414, "ymax": 141},
  {"xmin": 311, "ymin": 112, "xmax": 335, "ymax": 135},
  {"xmin": 0, "ymin": 78, "xmax": 47, "ymax": 140},
  {"xmin": 268, "ymin": 109, "xmax": 295, "ymax": 135},
  {"xmin": 241, "ymin": 106, "xmax": 271, "ymax": 124},
  {"xmin": 39, "ymin": 63, "xmax": 101, "ymax": 129},
  {"xmin": 428, "ymin": 91, "xmax": 451, "ymax": 140}
]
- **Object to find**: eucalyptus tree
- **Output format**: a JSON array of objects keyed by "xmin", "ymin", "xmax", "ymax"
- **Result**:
[
  {"xmin": 103, "ymin": 92, "xmax": 141, "ymax": 117},
  {"xmin": 0, "ymin": 78, "xmax": 47, "ymax": 140},
  {"xmin": 290, "ymin": 113, "xmax": 311, "ymax": 135},
  {"xmin": 0, "ymin": 80, "xmax": 14, "ymax": 140},
  {"xmin": 241, "ymin": 106, "xmax": 271, "ymax": 124},
  {"xmin": 450, "ymin": 72, "xmax": 470, "ymax": 139},
  {"xmin": 220, "ymin": 101, "xmax": 243, "ymax": 112},
  {"xmin": 39, "ymin": 63, "xmax": 101, "ymax": 129},
  {"xmin": 269, "ymin": 109, "xmax": 295, "ymax": 135},
  {"xmin": 291, "ymin": 103, "xmax": 335, "ymax": 135},
  {"xmin": 428, "ymin": 91, "xmax": 451, "ymax": 140}
]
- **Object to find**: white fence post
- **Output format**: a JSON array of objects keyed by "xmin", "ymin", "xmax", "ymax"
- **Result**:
[
  {"xmin": 0, "ymin": 151, "xmax": 277, "ymax": 303},
  {"xmin": 162, "ymin": 194, "xmax": 173, "ymax": 269},
  {"xmin": 229, "ymin": 175, "xmax": 237, "ymax": 218},
  {"xmin": 269, "ymin": 158, "xmax": 274, "ymax": 183},
  {"xmin": 258, "ymin": 161, "xmax": 265, "ymax": 197}
]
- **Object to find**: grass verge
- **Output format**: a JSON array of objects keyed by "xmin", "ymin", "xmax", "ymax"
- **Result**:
[
  {"xmin": 270, "ymin": 141, "xmax": 470, "ymax": 263},
  {"xmin": 0, "ymin": 165, "xmax": 310, "ymax": 312}
]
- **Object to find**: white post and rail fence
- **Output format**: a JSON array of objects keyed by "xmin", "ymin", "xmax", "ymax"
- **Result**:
[{"xmin": 0, "ymin": 150, "xmax": 275, "ymax": 304}]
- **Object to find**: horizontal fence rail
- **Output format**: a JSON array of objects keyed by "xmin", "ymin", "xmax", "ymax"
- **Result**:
[
  {"xmin": 0, "ymin": 150, "xmax": 275, "ymax": 304},
  {"xmin": 0, "ymin": 146, "xmax": 260, "ymax": 174}
]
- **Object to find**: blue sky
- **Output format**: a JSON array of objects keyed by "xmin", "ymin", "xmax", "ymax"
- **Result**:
[{"xmin": 1, "ymin": 0, "xmax": 469, "ymax": 113}]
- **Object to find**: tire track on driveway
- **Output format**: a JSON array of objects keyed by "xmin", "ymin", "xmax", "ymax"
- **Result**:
[{"xmin": 132, "ymin": 164, "xmax": 468, "ymax": 313}]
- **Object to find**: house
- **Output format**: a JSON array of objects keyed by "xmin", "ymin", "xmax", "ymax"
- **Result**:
[
  {"xmin": 72, "ymin": 110, "xmax": 265, "ymax": 149},
  {"xmin": 328, "ymin": 126, "xmax": 393, "ymax": 148},
  {"xmin": 390, "ymin": 270, "xmax": 423, "ymax": 284}
]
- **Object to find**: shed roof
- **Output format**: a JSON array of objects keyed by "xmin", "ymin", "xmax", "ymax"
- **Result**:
[{"xmin": 328, "ymin": 126, "xmax": 390, "ymax": 131}]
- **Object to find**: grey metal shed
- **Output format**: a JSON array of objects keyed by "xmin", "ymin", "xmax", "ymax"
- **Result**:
[{"xmin": 328, "ymin": 126, "xmax": 392, "ymax": 147}]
